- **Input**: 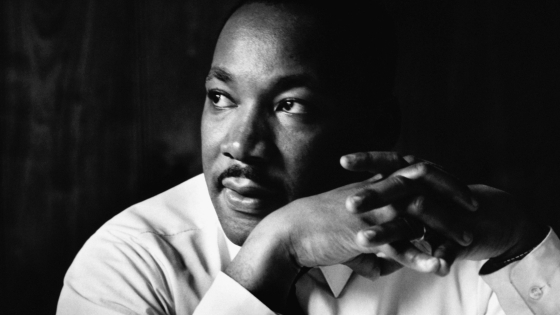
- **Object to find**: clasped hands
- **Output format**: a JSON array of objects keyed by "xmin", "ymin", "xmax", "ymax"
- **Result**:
[
  {"xmin": 261, "ymin": 151, "xmax": 540, "ymax": 277},
  {"xmin": 227, "ymin": 152, "xmax": 544, "ymax": 311}
]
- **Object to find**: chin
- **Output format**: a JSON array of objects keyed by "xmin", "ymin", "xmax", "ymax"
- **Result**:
[
  {"xmin": 218, "ymin": 213, "xmax": 260, "ymax": 246},
  {"xmin": 212, "ymin": 198, "xmax": 264, "ymax": 246}
]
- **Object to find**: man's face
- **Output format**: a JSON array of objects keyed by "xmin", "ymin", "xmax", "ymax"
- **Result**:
[{"xmin": 201, "ymin": 3, "xmax": 364, "ymax": 245}]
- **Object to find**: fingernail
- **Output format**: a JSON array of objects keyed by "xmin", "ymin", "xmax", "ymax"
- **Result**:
[
  {"xmin": 462, "ymin": 231, "xmax": 473, "ymax": 245},
  {"xmin": 343, "ymin": 155, "xmax": 356, "ymax": 164},
  {"xmin": 363, "ymin": 230, "xmax": 376, "ymax": 241},
  {"xmin": 351, "ymin": 195, "xmax": 363, "ymax": 208}
]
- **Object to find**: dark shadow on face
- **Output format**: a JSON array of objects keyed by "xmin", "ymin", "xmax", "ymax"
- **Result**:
[{"xmin": 201, "ymin": 1, "xmax": 400, "ymax": 245}]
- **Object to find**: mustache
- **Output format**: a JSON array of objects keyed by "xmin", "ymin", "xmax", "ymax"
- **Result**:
[{"xmin": 217, "ymin": 164, "xmax": 283, "ymax": 190}]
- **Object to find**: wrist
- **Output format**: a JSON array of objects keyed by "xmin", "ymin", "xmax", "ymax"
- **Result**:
[
  {"xmin": 225, "ymin": 214, "xmax": 301, "ymax": 312},
  {"xmin": 480, "ymin": 223, "xmax": 548, "ymax": 275},
  {"xmin": 496, "ymin": 222, "xmax": 548, "ymax": 260}
]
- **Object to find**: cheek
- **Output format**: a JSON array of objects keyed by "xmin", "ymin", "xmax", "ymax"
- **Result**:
[
  {"xmin": 277, "ymin": 128, "xmax": 346, "ymax": 197},
  {"xmin": 200, "ymin": 112, "xmax": 222, "ymax": 169}
]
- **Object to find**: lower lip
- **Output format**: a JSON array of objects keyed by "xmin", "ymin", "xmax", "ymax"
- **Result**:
[{"xmin": 223, "ymin": 188, "xmax": 271, "ymax": 215}]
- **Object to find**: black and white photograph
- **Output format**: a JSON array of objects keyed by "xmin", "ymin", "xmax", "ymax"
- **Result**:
[{"xmin": 2, "ymin": 0, "xmax": 560, "ymax": 314}]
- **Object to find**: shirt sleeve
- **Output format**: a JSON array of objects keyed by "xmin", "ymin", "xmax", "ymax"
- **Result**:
[
  {"xmin": 482, "ymin": 229, "xmax": 560, "ymax": 315},
  {"xmin": 57, "ymin": 230, "xmax": 178, "ymax": 315},
  {"xmin": 57, "ymin": 226, "xmax": 276, "ymax": 315},
  {"xmin": 193, "ymin": 272, "xmax": 277, "ymax": 315}
]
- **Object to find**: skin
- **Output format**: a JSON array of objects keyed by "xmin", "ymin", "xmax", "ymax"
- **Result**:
[
  {"xmin": 201, "ymin": 3, "xmax": 547, "ymax": 313},
  {"xmin": 202, "ymin": 3, "xmax": 366, "ymax": 246}
]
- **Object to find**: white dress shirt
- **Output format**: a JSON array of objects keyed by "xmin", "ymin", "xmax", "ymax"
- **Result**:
[{"xmin": 57, "ymin": 174, "xmax": 560, "ymax": 315}]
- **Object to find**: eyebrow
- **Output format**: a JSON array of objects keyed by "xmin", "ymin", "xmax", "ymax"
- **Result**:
[
  {"xmin": 206, "ymin": 67, "xmax": 233, "ymax": 82},
  {"xmin": 206, "ymin": 66, "xmax": 320, "ymax": 91}
]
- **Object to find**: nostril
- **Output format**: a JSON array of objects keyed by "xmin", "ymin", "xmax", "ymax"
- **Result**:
[{"xmin": 223, "ymin": 152, "xmax": 234, "ymax": 159}]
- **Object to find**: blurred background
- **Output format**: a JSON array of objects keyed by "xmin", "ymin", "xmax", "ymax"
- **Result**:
[{"xmin": 2, "ymin": 0, "xmax": 559, "ymax": 314}]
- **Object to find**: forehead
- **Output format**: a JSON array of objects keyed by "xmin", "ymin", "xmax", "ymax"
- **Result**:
[{"xmin": 212, "ymin": 3, "xmax": 321, "ymax": 78}]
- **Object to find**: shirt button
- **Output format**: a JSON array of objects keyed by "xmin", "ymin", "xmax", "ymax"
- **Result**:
[{"xmin": 529, "ymin": 286, "xmax": 543, "ymax": 300}]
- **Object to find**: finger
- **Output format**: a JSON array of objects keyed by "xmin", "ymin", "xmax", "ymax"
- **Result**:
[
  {"xmin": 340, "ymin": 151, "xmax": 409, "ymax": 174},
  {"xmin": 356, "ymin": 194, "xmax": 474, "ymax": 247},
  {"xmin": 402, "ymin": 155, "xmax": 417, "ymax": 164},
  {"xmin": 346, "ymin": 175, "xmax": 413, "ymax": 213},
  {"xmin": 402, "ymin": 155, "xmax": 445, "ymax": 170},
  {"xmin": 393, "ymin": 162, "xmax": 478, "ymax": 212},
  {"xmin": 378, "ymin": 241, "xmax": 443, "ymax": 274},
  {"xmin": 358, "ymin": 204, "xmax": 400, "ymax": 226},
  {"xmin": 348, "ymin": 163, "xmax": 477, "ymax": 213},
  {"xmin": 344, "ymin": 254, "xmax": 381, "ymax": 281},
  {"xmin": 406, "ymin": 195, "xmax": 474, "ymax": 246},
  {"xmin": 356, "ymin": 218, "xmax": 425, "ymax": 247},
  {"xmin": 431, "ymin": 239, "xmax": 461, "ymax": 276}
]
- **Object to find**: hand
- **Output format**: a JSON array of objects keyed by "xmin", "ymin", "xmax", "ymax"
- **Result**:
[
  {"xmin": 341, "ymin": 151, "xmax": 547, "ymax": 275},
  {"xmin": 226, "ymin": 151, "xmax": 545, "ymax": 311},
  {"xmin": 269, "ymin": 183, "xmax": 430, "ymax": 275},
  {"xmin": 225, "ymin": 175, "xmax": 439, "ymax": 311}
]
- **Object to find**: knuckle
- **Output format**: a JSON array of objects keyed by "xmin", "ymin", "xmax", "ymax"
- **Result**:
[
  {"xmin": 387, "ymin": 152, "xmax": 402, "ymax": 164},
  {"xmin": 360, "ymin": 181, "xmax": 377, "ymax": 193},
  {"xmin": 413, "ymin": 162, "xmax": 432, "ymax": 176},
  {"xmin": 390, "ymin": 175, "xmax": 405, "ymax": 186},
  {"xmin": 409, "ymin": 196, "xmax": 426, "ymax": 215},
  {"xmin": 390, "ymin": 175, "xmax": 409, "ymax": 191}
]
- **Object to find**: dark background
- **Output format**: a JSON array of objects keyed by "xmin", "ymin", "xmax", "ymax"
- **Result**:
[{"xmin": 2, "ymin": 0, "xmax": 559, "ymax": 314}]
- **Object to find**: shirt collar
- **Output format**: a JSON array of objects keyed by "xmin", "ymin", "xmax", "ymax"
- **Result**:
[
  {"xmin": 319, "ymin": 265, "xmax": 353, "ymax": 298},
  {"xmin": 210, "ymin": 175, "xmax": 354, "ymax": 298},
  {"xmin": 224, "ymin": 234, "xmax": 240, "ymax": 260},
  {"xmin": 217, "ymin": 219, "xmax": 241, "ymax": 260}
]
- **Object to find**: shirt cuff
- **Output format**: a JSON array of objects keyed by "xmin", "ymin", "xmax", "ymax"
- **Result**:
[
  {"xmin": 194, "ymin": 272, "xmax": 277, "ymax": 315},
  {"xmin": 482, "ymin": 228, "xmax": 560, "ymax": 315}
]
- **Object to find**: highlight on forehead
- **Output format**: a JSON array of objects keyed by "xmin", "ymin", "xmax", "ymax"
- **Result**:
[
  {"xmin": 210, "ymin": 1, "xmax": 327, "ymax": 84},
  {"xmin": 223, "ymin": 1, "xmax": 320, "ymax": 49}
]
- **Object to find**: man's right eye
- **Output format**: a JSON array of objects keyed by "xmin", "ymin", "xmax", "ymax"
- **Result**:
[{"xmin": 208, "ymin": 90, "xmax": 235, "ymax": 108}]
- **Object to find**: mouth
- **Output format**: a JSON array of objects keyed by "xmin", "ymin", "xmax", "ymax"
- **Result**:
[{"xmin": 221, "ymin": 177, "xmax": 282, "ymax": 216}]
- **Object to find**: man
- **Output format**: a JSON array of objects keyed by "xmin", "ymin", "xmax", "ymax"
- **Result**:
[{"xmin": 57, "ymin": 1, "xmax": 560, "ymax": 314}]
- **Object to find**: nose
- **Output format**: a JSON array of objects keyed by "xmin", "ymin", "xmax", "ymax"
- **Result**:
[{"xmin": 220, "ymin": 105, "xmax": 272, "ymax": 164}]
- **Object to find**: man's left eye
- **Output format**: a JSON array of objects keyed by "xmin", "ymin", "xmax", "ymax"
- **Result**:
[{"xmin": 276, "ymin": 100, "xmax": 310, "ymax": 114}]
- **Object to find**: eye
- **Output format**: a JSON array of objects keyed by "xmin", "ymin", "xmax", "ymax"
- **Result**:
[
  {"xmin": 207, "ymin": 90, "xmax": 235, "ymax": 109},
  {"xmin": 276, "ymin": 99, "xmax": 311, "ymax": 115}
]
